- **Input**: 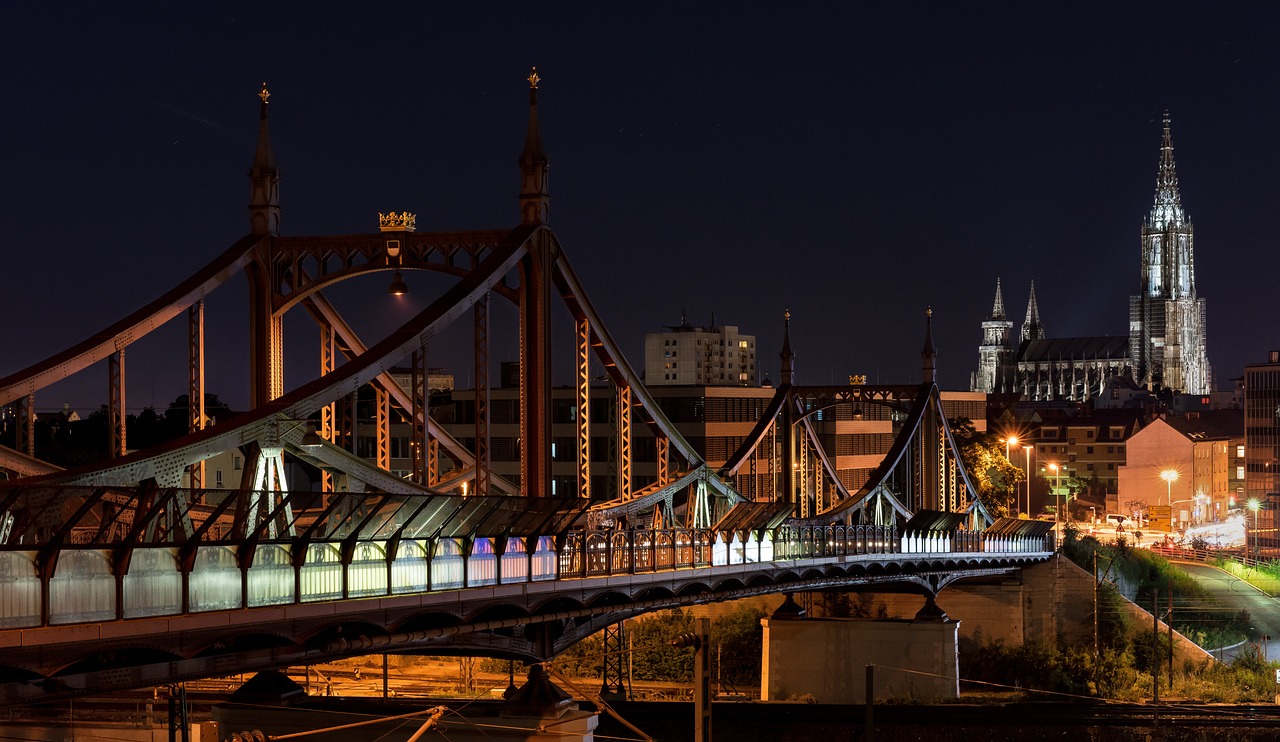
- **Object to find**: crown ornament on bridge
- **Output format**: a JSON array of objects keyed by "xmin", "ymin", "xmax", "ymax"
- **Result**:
[{"xmin": 378, "ymin": 211, "xmax": 417, "ymax": 232}]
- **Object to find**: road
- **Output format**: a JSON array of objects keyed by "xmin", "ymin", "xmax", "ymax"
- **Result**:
[{"xmin": 1172, "ymin": 561, "xmax": 1280, "ymax": 663}]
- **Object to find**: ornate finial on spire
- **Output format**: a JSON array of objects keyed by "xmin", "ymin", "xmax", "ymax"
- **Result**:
[
  {"xmin": 527, "ymin": 66, "xmax": 541, "ymax": 90},
  {"xmin": 785, "ymin": 309, "xmax": 791, "ymax": 322},
  {"xmin": 259, "ymin": 82, "xmax": 270, "ymax": 104}
]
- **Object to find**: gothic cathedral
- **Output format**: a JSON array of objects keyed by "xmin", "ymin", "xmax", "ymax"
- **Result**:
[{"xmin": 972, "ymin": 114, "xmax": 1211, "ymax": 400}]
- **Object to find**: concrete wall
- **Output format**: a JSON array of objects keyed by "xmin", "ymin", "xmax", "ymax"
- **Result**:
[
  {"xmin": 851, "ymin": 556, "xmax": 1211, "ymax": 666},
  {"xmin": 762, "ymin": 617, "xmax": 958, "ymax": 703}
]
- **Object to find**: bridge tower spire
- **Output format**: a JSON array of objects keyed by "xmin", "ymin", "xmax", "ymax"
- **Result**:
[
  {"xmin": 921, "ymin": 307, "xmax": 937, "ymax": 384},
  {"xmin": 519, "ymin": 67, "xmax": 550, "ymax": 225},
  {"xmin": 779, "ymin": 310, "xmax": 794, "ymax": 386},
  {"xmin": 517, "ymin": 68, "xmax": 556, "ymax": 496},
  {"xmin": 248, "ymin": 82, "xmax": 280, "ymax": 236}
]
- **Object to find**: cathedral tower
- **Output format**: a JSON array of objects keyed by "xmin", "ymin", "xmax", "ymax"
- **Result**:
[
  {"xmin": 971, "ymin": 278, "xmax": 1015, "ymax": 392},
  {"xmin": 1020, "ymin": 281, "xmax": 1045, "ymax": 344},
  {"xmin": 1128, "ymin": 113, "xmax": 1210, "ymax": 393}
]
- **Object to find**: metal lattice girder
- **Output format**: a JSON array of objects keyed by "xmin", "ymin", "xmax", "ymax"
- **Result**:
[
  {"xmin": 17, "ymin": 394, "xmax": 34, "ymax": 458},
  {"xmin": 655, "ymin": 435, "xmax": 668, "ymax": 487},
  {"xmin": 376, "ymin": 386, "xmax": 390, "ymax": 472},
  {"xmin": 474, "ymin": 294, "xmax": 490, "ymax": 496},
  {"xmin": 108, "ymin": 349, "xmax": 126, "ymax": 458},
  {"xmin": 320, "ymin": 322, "xmax": 337, "ymax": 493},
  {"xmin": 599, "ymin": 621, "xmax": 629, "ymax": 699},
  {"xmin": 616, "ymin": 385, "xmax": 631, "ymax": 502},
  {"xmin": 411, "ymin": 346, "xmax": 426, "ymax": 485},
  {"xmin": 187, "ymin": 301, "xmax": 206, "ymax": 490},
  {"xmin": 575, "ymin": 315, "xmax": 591, "ymax": 499},
  {"xmin": 301, "ymin": 291, "xmax": 516, "ymax": 495},
  {"xmin": 551, "ymin": 252, "xmax": 701, "ymax": 468}
]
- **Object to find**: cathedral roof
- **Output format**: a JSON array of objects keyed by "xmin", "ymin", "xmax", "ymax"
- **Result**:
[{"xmin": 1018, "ymin": 335, "xmax": 1129, "ymax": 363}]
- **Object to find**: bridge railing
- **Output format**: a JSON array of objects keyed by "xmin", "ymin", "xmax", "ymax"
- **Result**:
[{"xmin": 0, "ymin": 523, "xmax": 1051, "ymax": 630}]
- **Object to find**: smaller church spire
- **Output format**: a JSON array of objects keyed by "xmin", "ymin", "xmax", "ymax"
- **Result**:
[
  {"xmin": 921, "ymin": 307, "xmax": 936, "ymax": 384},
  {"xmin": 779, "ymin": 310, "xmax": 794, "ymax": 386},
  {"xmin": 1020, "ymin": 281, "xmax": 1044, "ymax": 343},
  {"xmin": 248, "ymin": 82, "xmax": 280, "ymax": 236},
  {"xmin": 990, "ymin": 278, "xmax": 1007, "ymax": 321},
  {"xmin": 1148, "ymin": 111, "xmax": 1186, "ymax": 230},
  {"xmin": 519, "ymin": 66, "xmax": 550, "ymax": 225}
]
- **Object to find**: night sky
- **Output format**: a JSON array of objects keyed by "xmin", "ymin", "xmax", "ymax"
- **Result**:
[{"xmin": 2, "ymin": 4, "xmax": 1278, "ymax": 414}]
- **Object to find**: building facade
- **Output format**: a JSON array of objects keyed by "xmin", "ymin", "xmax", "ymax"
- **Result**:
[
  {"xmin": 1116, "ymin": 412, "xmax": 1241, "ymax": 530},
  {"xmin": 644, "ymin": 315, "xmax": 757, "ymax": 386},
  {"xmin": 972, "ymin": 115, "xmax": 1211, "ymax": 400},
  {"xmin": 1244, "ymin": 351, "xmax": 1280, "ymax": 549}
]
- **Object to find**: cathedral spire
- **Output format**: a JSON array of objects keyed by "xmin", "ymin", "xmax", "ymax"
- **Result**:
[
  {"xmin": 921, "ymin": 307, "xmax": 936, "ymax": 384},
  {"xmin": 1148, "ymin": 111, "xmax": 1186, "ymax": 230},
  {"xmin": 779, "ymin": 310, "xmax": 794, "ymax": 386},
  {"xmin": 248, "ymin": 82, "xmax": 281, "ymax": 236},
  {"xmin": 1020, "ymin": 281, "xmax": 1044, "ymax": 343},
  {"xmin": 990, "ymin": 277, "xmax": 1007, "ymax": 321},
  {"xmin": 519, "ymin": 66, "xmax": 550, "ymax": 225}
]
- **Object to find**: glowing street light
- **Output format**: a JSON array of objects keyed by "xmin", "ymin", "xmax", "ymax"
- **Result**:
[
  {"xmin": 1001, "ymin": 435, "xmax": 1019, "ymax": 461},
  {"xmin": 1048, "ymin": 463, "xmax": 1063, "ymax": 524},
  {"xmin": 1248, "ymin": 497, "xmax": 1261, "ymax": 556},
  {"xmin": 1159, "ymin": 469, "xmax": 1179, "ymax": 507}
]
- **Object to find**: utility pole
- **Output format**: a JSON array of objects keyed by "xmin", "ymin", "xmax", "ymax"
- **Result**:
[
  {"xmin": 672, "ymin": 618, "xmax": 712, "ymax": 742},
  {"xmin": 1152, "ymin": 588, "xmax": 1160, "ymax": 728}
]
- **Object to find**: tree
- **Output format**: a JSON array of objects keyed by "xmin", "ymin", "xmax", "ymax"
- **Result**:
[{"xmin": 949, "ymin": 417, "xmax": 1024, "ymax": 517}]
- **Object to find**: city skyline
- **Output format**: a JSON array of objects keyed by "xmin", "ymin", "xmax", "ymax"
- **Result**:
[{"xmin": 2, "ymin": 5, "xmax": 1278, "ymax": 411}]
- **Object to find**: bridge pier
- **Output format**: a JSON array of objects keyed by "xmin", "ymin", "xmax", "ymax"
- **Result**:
[{"xmin": 761, "ymin": 606, "xmax": 960, "ymax": 703}]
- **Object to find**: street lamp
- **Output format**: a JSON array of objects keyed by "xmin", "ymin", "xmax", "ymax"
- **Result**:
[
  {"xmin": 1002, "ymin": 435, "xmax": 1019, "ymax": 461},
  {"xmin": 1159, "ymin": 469, "xmax": 1179, "ymax": 507},
  {"xmin": 1048, "ymin": 463, "xmax": 1063, "ymax": 524},
  {"xmin": 1023, "ymin": 445, "xmax": 1033, "ymax": 517},
  {"xmin": 1248, "ymin": 497, "xmax": 1261, "ymax": 556}
]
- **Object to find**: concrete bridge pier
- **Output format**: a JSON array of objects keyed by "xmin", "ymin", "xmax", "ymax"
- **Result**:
[{"xmin": 761, "ymin": 591, "xmax": 960, "ymax": 703}]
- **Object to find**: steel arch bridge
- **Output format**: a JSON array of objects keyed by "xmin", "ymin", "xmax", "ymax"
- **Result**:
[{"xmin": 0, "ymin": 75, "xmax": 1053, "ymax": 706}]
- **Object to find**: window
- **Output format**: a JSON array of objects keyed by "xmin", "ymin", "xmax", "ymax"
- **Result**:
[
  {"xmin": 1238, "ymin": 445, "xmax": 1246, "ymax": 458},
  {"xmin": 234, "ymin": 456, "xmax": 242, "ymax": 470},
  {"xmin": 215, "ymin": 470, "xmax": 223, "ymax": 487},
  {"xmin": 1238, "ymin": 466, "xmax": 1246, "ymax": 479},
  {"xmin": 1086, "ymin": 446, "xmax": 1094, "ymax": 454}
]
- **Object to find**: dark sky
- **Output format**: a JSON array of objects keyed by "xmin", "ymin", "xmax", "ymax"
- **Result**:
[{"xmin": 2, "ymin": 3, "xmax": 1277, "ymax": 413}]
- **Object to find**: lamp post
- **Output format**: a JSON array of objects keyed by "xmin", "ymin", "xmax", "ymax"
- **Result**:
[
  {"xmin": 1048, "ymin": 463, "xmax": 1062, "ymax": 524},
  {"xmin": 1023, "ymin": 445, "xmax": 1033, "ymax": 517},
  {"xmin": 1159, "ymin": 469, "xmax": 1178, "ymax": 507},
  {"xmin": 1248, "ymin": 498, "xmax": 1261, "ymax": 556}
]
